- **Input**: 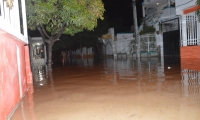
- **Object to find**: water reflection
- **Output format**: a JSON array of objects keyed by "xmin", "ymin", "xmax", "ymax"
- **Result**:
[
  {"xmin": 181, "ymin": 69, "xmax": 200, "ymax": 104},
  {"xmin": 33, "ymin": 57, "xmax": 200, "ymax": 104},
  {"xmin": 32, "ymin": 64, "xmax": 48, "ymax": 87},
  {"xmin": 102, "ymin": 57, "xmax": 166, "ymax": 82},
  {"xmin": 11, "ymin": 57, "xmax": 200, "ymax": 120},
  {"xmin": 102, "ymin": 57, "xmax": 199, "ymax": 103},
  {"xmin": 56, "ymin": 57, "xmax": 95, "ymax": 67},
  {"xmin": 32, "ymin": 64, "xmax": 56, "ymax": 93}
]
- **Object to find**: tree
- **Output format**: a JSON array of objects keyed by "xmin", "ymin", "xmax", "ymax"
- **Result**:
[
  {"xmin": 53, "ymin": 18, "xmax": 109, "ymax": 58},
  {"xmin": 197, "ymin": 0, "xmax": 200, "ymax": 21},
  {"xmin": 26, "ymin": 0, "xmax": 105, "ymax": 70}
]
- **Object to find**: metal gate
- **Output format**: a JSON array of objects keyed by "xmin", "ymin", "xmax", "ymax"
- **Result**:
[
  {"xmin": 180, "ymin": 11, "xmax": 200, "ymax": 46},
  {"xmin": 161, "ymin": 18, "xmax": 180, "ymax": 57},
  {"xmin": 163, "ymin": 30, "xmax": 180, "ymax": 57}
]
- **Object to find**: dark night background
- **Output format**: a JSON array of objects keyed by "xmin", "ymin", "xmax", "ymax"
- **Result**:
[
  {"xmin": 102, "ymin": 0, "xmax": 143, "ymax": 33},
  {"xmin": 29, "ymin": 0, "xmax": 143, "ymax": 35}
]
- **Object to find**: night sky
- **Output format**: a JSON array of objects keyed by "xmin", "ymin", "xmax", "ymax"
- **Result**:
[{"xmin": 102, "ymin": 0, "xmax": 143, "ymax": 31}]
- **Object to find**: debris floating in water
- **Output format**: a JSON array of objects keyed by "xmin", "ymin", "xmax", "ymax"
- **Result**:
[{"xmin": 168, "ymin": 66, "xmax": 172, "ymax": 69}]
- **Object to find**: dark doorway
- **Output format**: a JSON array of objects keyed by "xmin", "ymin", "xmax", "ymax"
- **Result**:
[
  {"xmin": 163, "ymin": 30, "xmax": 181, "ymax": 71},
  {"xmin": 163, "ymin": 30, "xmax": 180, "ymax": 57}
]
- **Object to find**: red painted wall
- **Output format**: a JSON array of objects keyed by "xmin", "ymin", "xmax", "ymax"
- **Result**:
[
  {"xmin": 181, "ymin": 46, "xmax": 200, "ymax": 71},
  {"xmin": 180, "ymin": 46, "xmax": 200, "ymax": 59},
  {"xmin": 0, "ymin": 29, "xmax": 32, "ymax": 120},
  {"xmin": 181, "ymin": 58, "xmax": 200, "ymax": 71}
]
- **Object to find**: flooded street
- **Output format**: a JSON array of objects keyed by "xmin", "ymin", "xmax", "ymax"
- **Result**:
[{"xmin": 11, "ymin": 57, "xmax": 200, "ymax": 120}]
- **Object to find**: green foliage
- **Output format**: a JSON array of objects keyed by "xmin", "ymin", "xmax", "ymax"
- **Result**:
[
  {"xmin": 26, "ymin": 0, "xmax": 105, "ymax": 69},
  {"xmin": 139, "ymin": 26, "xmax": 155, "ymax": 35},
  {"xmin": 139, "ymin": 18, "xmax": 155, "ymax": 35},
  {"xmin": 140, "ymin": 38, "xmax": 148, "ymax": 51},
  {"xmin": 53, "ymin": 19, "xmax": 109, "ymax": 51},
  {"xmin": 26, "ymin": 0, "xmax": 105, "ymax": 36},
  {"xmin": 196, "ymin": 0, "xmax": 200, "ymax": 21}
]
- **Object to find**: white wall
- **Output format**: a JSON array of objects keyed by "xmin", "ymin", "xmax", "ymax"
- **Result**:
[
  {"xmin": 87, "ymin": 47, "xmax": 93, "ymax": 55},
  {"xmin": 102, "ymin": 39, "xmax": 113, "ymax": 55},
  {"xmin": 175, "ymin": 0, "xmax": 196, "ymax": 15},
  {"xmin": 0, "ymin": 0, "xmax": 28, "ymax": 43},
  {"xmin": 160, "ymin": 7, "xmax": 176, "ymax": 21},
  {"xmin": 116, "ymin": 33, "xmax": 134, "ymax": 54},
  {"xmin": 156, "ymin": 34, "xmax": 164, "ymax": 57}
]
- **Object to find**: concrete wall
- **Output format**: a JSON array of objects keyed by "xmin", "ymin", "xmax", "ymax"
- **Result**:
[
  {"xmin": 102, "ymin": 39, "xmax": 113, "ymax": 56},
  {"xmin": 156, "ymin": 34, "xmax": 164, "ymax": 56},
  {"xmin": 116, "ymin": 33, "xmax": 134, "ymax": 54},
  {"xmin": 160, "ymin": 7, "xmax": 176, "ymax": 20},
  {"xmin": 29, "ymin": 37, "xmax": 46, "ymax": 65},
  {"xmin": 100, "ymin": 28, "xmax": 115, "ymax": 56},
  {"xmin": 0, "ymin": 29, "xmax": 32, "ymax": 119},
  {"xmin": 102, "ymin": 29, "xmax": 162, "ymax": 58}
]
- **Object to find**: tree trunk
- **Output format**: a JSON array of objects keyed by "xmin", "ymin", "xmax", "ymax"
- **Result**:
[
  {"xmin": 93, "ymin": 45, "xmax": 99, "ymax": 64},
  {"xmin": 47, "ymin": 42, "xmax": 53, "ymax": 71},
  {"xmin": 93, "ymin": 45, "xmax": 99, "ymax": 59}
]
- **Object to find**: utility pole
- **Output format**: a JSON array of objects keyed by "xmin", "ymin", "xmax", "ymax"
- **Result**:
[
  {"xmin": 132, "ymin": 0, "xmax": 140, "ymax": 58},
  {"xmin": 132, "ymin": 0, "xmax": 141, "ymax": 85}
]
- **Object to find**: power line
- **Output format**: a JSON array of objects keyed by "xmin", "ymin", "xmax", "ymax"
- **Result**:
[{"xmin": 176, "ymin": 0, "xmax": 195, "ymax": 8}]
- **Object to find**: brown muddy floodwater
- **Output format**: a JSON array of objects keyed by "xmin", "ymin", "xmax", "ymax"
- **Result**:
[{"xmin": 11, "ymin": 57, "xmax": 200, "ymax": 120}]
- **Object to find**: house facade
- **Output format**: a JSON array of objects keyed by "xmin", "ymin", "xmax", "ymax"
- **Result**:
[
  {"xmin": 0, "ymin": 0, "xmax": 33, "ymax": 119},
  {"xmin": 176, "ymin": 0, "xmax": 200, "ymax": 93},
  {"xmin": 142, "ymin": 0, "xmax": 200, "ymax": 59},
  {"xmin": 143, "ymin": 0, "xmax": 200, "ymax": 96},
  {"xmin": 142, "ymin": 0, "xmax": 179, "ymax": 57},
  {"xmin": 99, "ymin": 28, "xmax": 160, "ymax": 59},
  {"xmin": 176, "ymin": 0, "xmax": 200, "ymax": 59}
]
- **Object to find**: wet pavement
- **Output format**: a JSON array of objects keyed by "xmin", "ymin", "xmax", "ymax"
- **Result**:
[{"xmin": 11, "ymin": 57, "xmax": 200, "ymax": 120}]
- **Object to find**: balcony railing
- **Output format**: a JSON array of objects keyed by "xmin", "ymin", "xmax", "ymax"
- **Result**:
[
  {"xmin": 180, "ymin": 11, "xmax": 200, "ymax": 46},
  {"xmin": 0, "ymin": 0, "xmax": 28, "ymax": 43}
]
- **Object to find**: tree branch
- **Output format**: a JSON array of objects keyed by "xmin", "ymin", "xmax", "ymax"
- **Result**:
[
  {"xmin": 53, "ymin": 24, "xmax": 67, "ymax": 40},
  {"xmin": 52, "ymin": 25, "xmax": 59, "ymax": 37},
  {"xmin": 37, "ymin": 26, "xmax": 47, "ymax": 42},
  {"xmin": 52, "ymin": 38, "xmax": 60, "ymax": 43},
  {"xmin": 40, "ymin": 24, "xmax": 51, "ymax": 39}
]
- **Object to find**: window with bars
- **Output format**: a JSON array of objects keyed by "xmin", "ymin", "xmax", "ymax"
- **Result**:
[
  {"xmin": 160, "ymin": 18, "xmax": 179, "ymax": 33},
  {"xmin": 180, "ymin": 12, "xmax": 200, "ymax": 46}
]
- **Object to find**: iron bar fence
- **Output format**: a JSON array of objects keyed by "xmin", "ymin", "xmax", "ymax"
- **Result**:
[{"xmin": 180, "ymin": 12, "xmax": 200, "ymax": 46}]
